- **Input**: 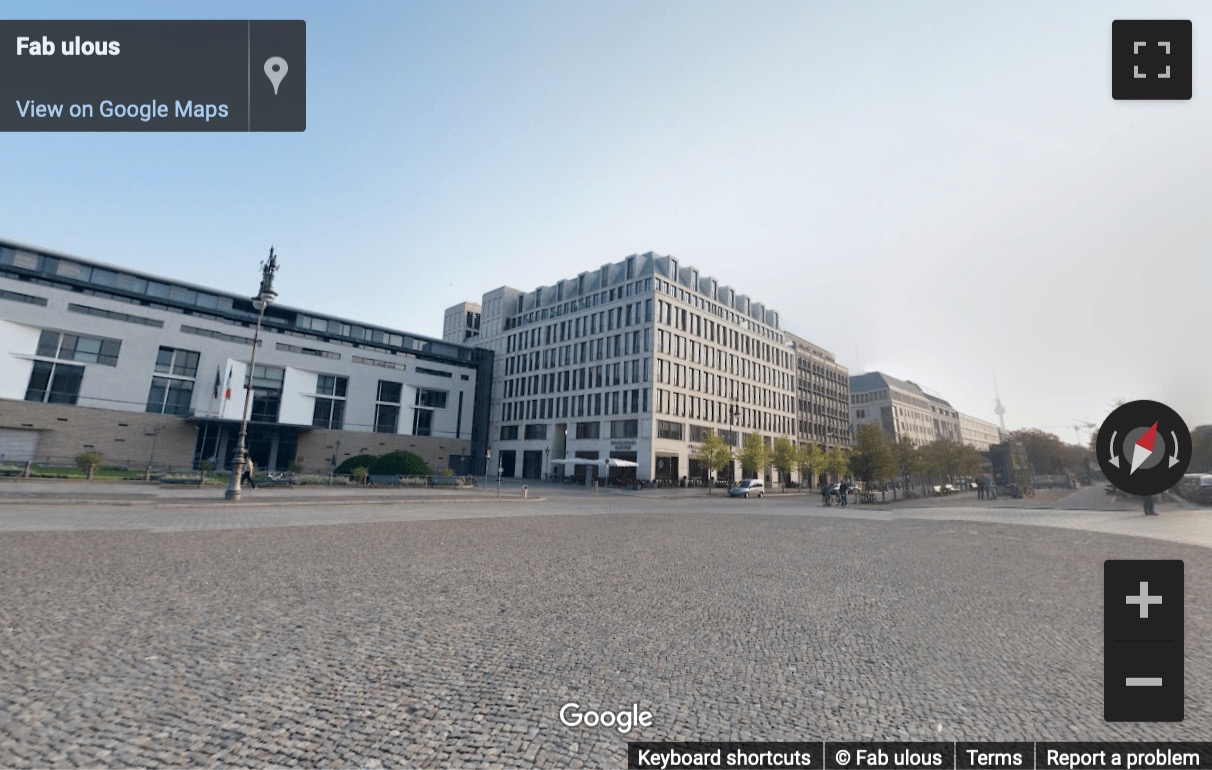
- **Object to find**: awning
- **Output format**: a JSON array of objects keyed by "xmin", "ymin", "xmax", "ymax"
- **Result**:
[{"xmin": 549, "ymin": 458, "xmax": 638, "ymax": 468}]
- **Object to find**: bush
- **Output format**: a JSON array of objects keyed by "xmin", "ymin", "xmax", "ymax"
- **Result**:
[
  {"xmin": 288, "ymin": 460, "xmax": 304, "ymax": 473},
  {"xmin": 350, "ymin": 467, "xmax": 370, "ymax": 484},
  {"xmin": 75, "ymin": 451, "xmax": 105, "ymax": 480},
  {"xmin": 335, "ymin": 454, "xmax": 379, "ymax": 475},
  {"xmin": 368, "ymin": 450, "xmax": 430, "ymax": 476}
]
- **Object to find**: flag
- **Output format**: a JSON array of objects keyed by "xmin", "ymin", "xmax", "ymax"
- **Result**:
[
  {"xmin": 224, "ymin": 366, "xmax": 232, "ymax": 400},
  {"xmin": 213, "ymin": 367, "xmax": 221, "ymax": 399}
]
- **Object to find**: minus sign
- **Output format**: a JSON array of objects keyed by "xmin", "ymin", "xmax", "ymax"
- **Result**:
[
  {"xmin": 1112, "ymin": 639, "xmax": 1176, "ymax": 643},
  {"xmin": 1126, "ymin": 678, "xmax": 1163, "ymax": 687}
]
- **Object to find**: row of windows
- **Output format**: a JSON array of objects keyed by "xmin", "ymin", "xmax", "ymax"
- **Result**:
[
  {"xmin": 505, "ymin": 330, "xmax": 649, "ymax": 375},
  {"xmin": 654, "ymin": 277, "xmax": 780, "ymax": 341},
  {"xmin": 67, "ymin": 303, "xmax": 163, "ymax": 328},
  {"xmin": 505, "ymin": 359, "xmax": 648, "ymax": 399},
  {"xmin": 655, "ymin": 330, "xmax": 793, "ymax": 391},
  {"xmin": 277, "ymin": 342, "xmax": 340, "ymax": 360},
  {"xmin": 507, "ymin": 299, "xmax": 652, "ymax": 353},
  {"xmin": 502, "ymin": 389, "xmax": 648, "ymax": 423},
  {"xmin": 498, "ymin": 419, "xmax": 639, "ymax": 442},
  {"xmin": 655, "ymin": 299, "xmax": 790, "ymax": 370},
  {"xmin": 654, "ymin": 359, "xmax": 793, "ymax": 412},
  {"xmin": 653, "ymin": 388, "xmax": 794, "ymax": 436},
  {"xmin": 504, "ymin": 278, "xmax": 655, "ymax": 331}
]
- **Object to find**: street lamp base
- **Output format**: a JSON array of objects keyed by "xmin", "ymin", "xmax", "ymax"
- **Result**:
[{"xmin": 225, "ymin": 488, "xmax": 242, "ymax": 502}]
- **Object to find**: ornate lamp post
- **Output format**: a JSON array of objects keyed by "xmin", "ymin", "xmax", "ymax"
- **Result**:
[{"xmin": 225, "ymin": 248, "xmax": 279, "ymax": 501}]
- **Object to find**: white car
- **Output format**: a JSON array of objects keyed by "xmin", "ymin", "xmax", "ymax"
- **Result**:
[{"xmin": 728, "ymin": 479, "xmax": 765, "ymax": 498}]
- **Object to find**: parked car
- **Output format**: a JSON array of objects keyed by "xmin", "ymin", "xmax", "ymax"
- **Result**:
[{"xmin": 728, "ymin": 479, "xmax": 765, "ymax": 498}]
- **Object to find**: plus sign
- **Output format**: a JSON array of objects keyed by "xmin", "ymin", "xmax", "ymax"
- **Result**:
[{"xmin": 1126, "ymin": 581, "xmax": 1163, "ymax": 618}]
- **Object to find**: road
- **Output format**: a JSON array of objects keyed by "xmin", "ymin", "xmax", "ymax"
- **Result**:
[{"xmin": 0, "ymin": 480, "xmax": 1207, "ymax": 767}]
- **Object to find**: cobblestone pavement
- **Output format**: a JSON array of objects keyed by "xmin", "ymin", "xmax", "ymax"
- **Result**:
[{"xmin": 0, "ymin": 485, "xmax": 1209, "ymax": 768}]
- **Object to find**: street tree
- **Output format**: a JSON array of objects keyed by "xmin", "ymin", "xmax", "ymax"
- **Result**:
[
  {"xmin": 738, "ymin": 433, "xmax": 771, "ymax": 480},
  {"xmin": 851, "ymin": 425, "xmax": 898, "ymax": 499},
  {"xmin": 771, "ymin": 436, "xmax": 798, "ymax": 492},
  {"xmin": 695, "ymin": 430, "xmax": 733, "ymax": 494},
  {"xmin": 796, "ymin": 442, "xmax": 824, "ymax": 491},
  {"xmin": 1009, "ymin": 429, "xmax": 1072, "ymax": 474},
  {"xmin": 895, "ymin": 436, "xmax": 923, "ymax": 498},
  {"xmin": 822, "ymin": 445, "xmax": 849, "ymax": 483}
]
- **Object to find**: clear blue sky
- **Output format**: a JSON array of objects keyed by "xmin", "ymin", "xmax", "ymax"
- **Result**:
[{"xmin": 3, "ymin": 0, "xmax": 1210, "ymax": 436}]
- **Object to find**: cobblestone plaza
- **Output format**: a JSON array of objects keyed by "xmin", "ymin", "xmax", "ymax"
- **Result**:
[{"xmin": 0, "ymin": 485, "xmax": 1208, "ymax": 768}]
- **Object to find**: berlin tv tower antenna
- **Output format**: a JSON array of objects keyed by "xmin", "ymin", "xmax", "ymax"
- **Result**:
[{"xmin": 993, "ymin": 373, "xmax": 1007, "ymax": 434}]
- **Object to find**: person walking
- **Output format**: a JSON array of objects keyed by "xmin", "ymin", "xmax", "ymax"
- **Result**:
[
  {"xmin": 242, "ymin": 458, "xmax": 257, "ymax": 490},
  {"xmin": 977, "ymin": 478, "xmax": 986, "ymax": 501},
  {"xmin": 839, "ymin": 480, "xmax": 849, "ymax": 507},
  {"xmin": 1143, "ymin": 494, "xmax": 1157, "ymax": 516}
]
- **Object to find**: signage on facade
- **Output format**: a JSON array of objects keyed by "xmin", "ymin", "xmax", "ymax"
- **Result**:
[{"xmin": 612, "ymin": 440, "xmax": 635, "ymax": 450}]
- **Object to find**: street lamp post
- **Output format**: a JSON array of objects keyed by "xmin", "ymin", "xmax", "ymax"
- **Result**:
[
  {"xmin": 729, "ymin": 395, "xmax": 739, "ymax": 487},
  {"xmin": 225, "ymin": 248, "xmax": 280, "ymax": 502},
  {"xmin": 143, "ymin": 425, "xmax": 161, "ymax": 482}
]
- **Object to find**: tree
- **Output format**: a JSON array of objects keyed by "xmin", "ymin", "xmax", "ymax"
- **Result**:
[
  {"xmin": 921, "ymin": 438, "xmax": 984, "ymax": 482},
  {"xmin": 738, "ymin": 433, "xmax": 771, "ymax": 480},
  {"xmin": 771, "ymin": 437, "xmax": 798, "ymax": 492},
  {"xmin": 1009, "ymin": 429, "xmax": 1072, "ymax": 474},
  {"xmin": 75, "ymin": 450, "xmax": 104, "ymax": 481},
  {"xmin": 694, "ymin": 430, "xmax": 733, "ymax": 494},
  {"xmin": 796, "ymin": 443, "xmax": 825, "ymax": 491},
  {"xmin": 850, "ymin": 425, "xmax": 897, "ymax": 497},
  {"xmin": 822, "ymin": 445, "xmax": 849, "ymax": 482},
  {"xmin": 895, "ymin": 437, "xmax": 923, "ymax": 498}
]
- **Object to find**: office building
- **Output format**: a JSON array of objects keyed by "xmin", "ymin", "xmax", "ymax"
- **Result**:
[
  {"xmin": 0, "ymin": 238, "xmax": 492, "ymax": 473},
  {"xmin": 787, "ymin": 332, "xmax": 850, "ymax": 451},
  {"xmin": 449, "ymin": 252, "xmax": 802, "ymax": 485}
]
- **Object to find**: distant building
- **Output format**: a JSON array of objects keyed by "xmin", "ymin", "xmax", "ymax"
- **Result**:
[
  {"xmin": 849, "ymin": 371, "xmax": 936, "ymax": 446},
  {"xmin": 850, "ymin": 371, "xmax": 998, "ymax": 451},
  {"xmin": 447, "ymin": 252, "xmax": 815, "ymax": 486},
  {"xmin": 918, "ymin": 389, "xmax": 961, "ymax": 443},
  {"xmin": 786, "ymin": 333, "xmax": 850, "ymax": 451},
  {"xmin": 959, "ymin": 412, "xmax": 1002, "ymax": 452},
  {"xmin": 0, "ymin": 238, "xmax": 492, "ymax": 474}
]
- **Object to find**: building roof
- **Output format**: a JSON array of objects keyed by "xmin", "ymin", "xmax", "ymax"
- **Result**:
[{"xmin": 849, "ymin": 371, "xmax": 921, "ymax": 395}]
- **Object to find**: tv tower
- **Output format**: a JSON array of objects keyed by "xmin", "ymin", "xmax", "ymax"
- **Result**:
[{"xmin": 993, "ymin": 375, "xmax": 1007, "ymax": 435}]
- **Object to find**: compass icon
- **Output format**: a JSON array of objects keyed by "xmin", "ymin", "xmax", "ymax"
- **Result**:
[{"xmin": 1097, "ymin": 400, "xmax": 1192, "ymax": 496}]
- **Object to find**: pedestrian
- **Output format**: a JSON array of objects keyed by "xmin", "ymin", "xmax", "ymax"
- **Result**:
[
  {"xmin": 977, "ymin": 478, "xmax": 985, "ymax": 501},
  {"xmin": 242, "ymin": 458, "xmax": 257, "ymax": 490},
  {"xmin": 839, "ymin": 480, "xmax": 849, "ymax": 507},
  {"xmin": 1143, "ymin": 494, "xmax": 1157, "ymax": 516}
]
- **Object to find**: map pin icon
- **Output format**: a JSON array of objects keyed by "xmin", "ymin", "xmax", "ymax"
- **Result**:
[{"xmin": 264, "ymin": 57, "xmax": 289, "ymax": 95}]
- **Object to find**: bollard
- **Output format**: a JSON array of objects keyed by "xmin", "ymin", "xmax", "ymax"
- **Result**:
[{"xmin": 522, "ymin": 485, "xmax": 528, "ymax": 499}]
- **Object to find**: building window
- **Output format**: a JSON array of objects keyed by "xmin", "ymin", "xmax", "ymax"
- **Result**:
[
  {"xmin": 25, "ymin": 361, "xmax": 85, "ymax": 404},
  {"xmin": 154, "ymin": 347, "xmax": 200, "ymax": 378},
  {"xmin": 36, "ymin": 330, "xmax": 121, "ymax": 366},
  {"xmin": 146, "ymin": 377, "xmax": 194, "ymax": 416},
  {"xmin": 575, "ymin": 421, "xmax": 600, "ymax": 439},
  {"xmin": 524, "ymin": 424, "xmax": 547, "ymax": 440},
  {"xmin": 312, "ymin": 374, "xmax": 348, "ymax": 429},
  {"xmin": 250, "ymin": 364, "xmax": 285, "ymax": 423},
  {"xmin": 656, "ymin": 420, "xmax": 684, "ymax": 440},
  {"xmin": 375, "ymin": 379, "xmax": 402, "ymax": 433},
  {"xmin": 500, "ymin": 425, "xmax": 518, "ymax": 441},
  {"xmin": 412, "ymin": 408, "xmax": 434, "ymax": 436},
  {"xmin": 415, "ymin": 388, "xmax": 448, "ymax": 408},
  {"xmin": 611, "ymin": 419, "xmax": 639, "ymax": 438}
]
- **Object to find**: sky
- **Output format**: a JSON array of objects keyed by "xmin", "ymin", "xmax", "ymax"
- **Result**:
[{"xmin": 3, "ymin": 0, "xmax": 1210, "ymax": 441}]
